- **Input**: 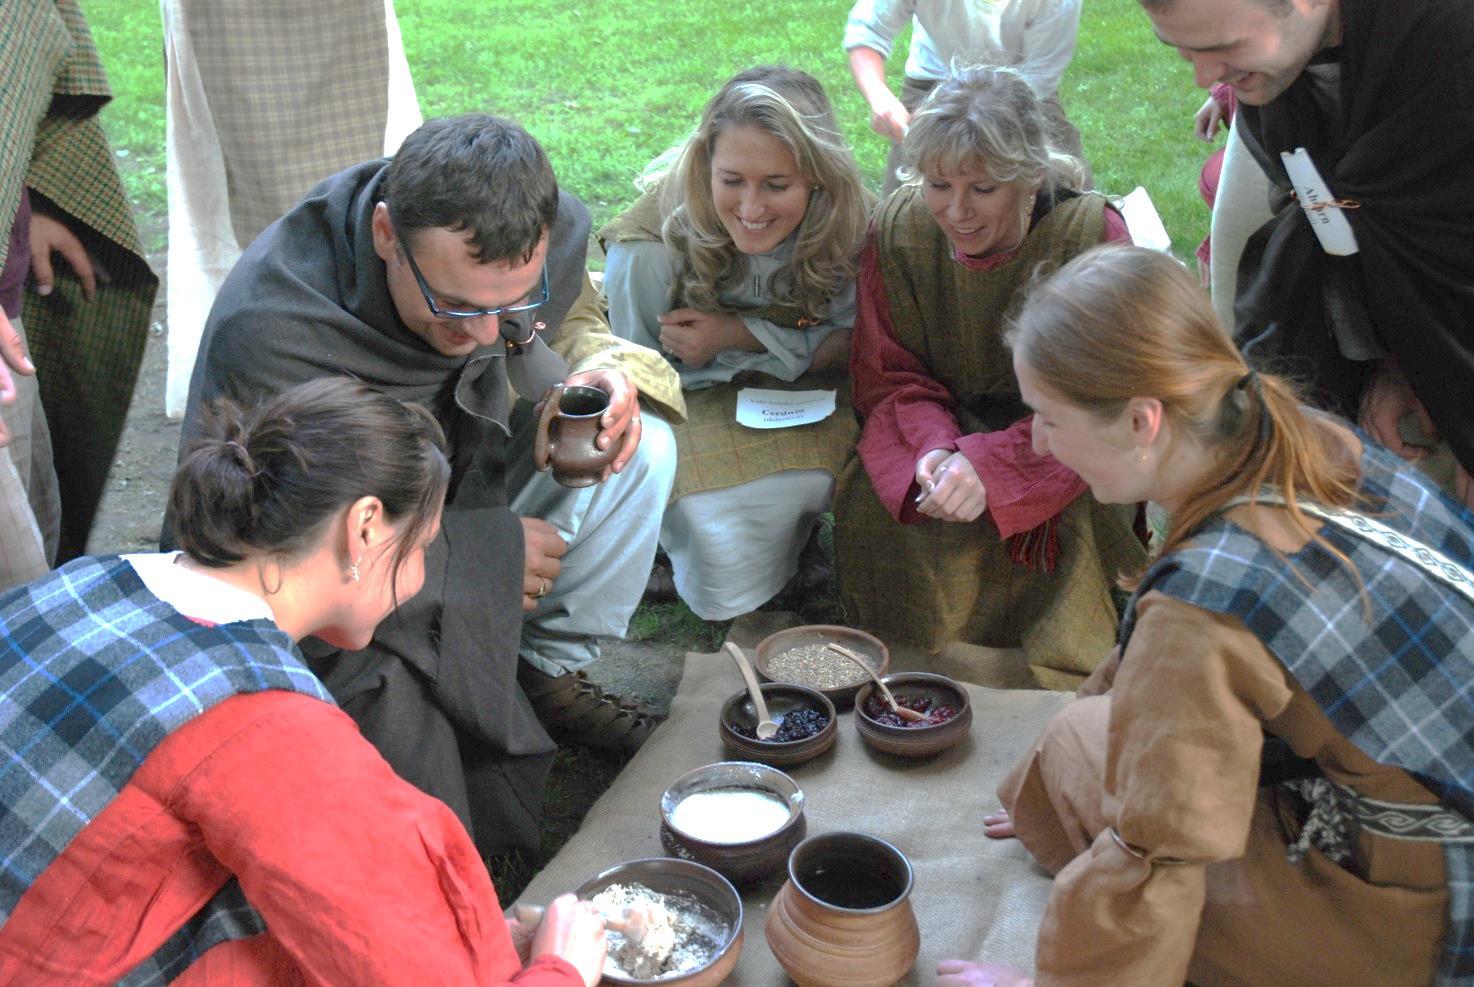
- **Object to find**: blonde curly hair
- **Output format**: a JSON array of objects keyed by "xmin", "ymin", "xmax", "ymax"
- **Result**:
[{"xmin": 646, "ymin": 66, "xmax": 873, "ymax": 322}]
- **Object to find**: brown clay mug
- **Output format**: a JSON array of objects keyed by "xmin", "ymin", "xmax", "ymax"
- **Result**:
[
  {"xmin": 764, "ymin": 831, "xmax": 920, "ymax": 987},
  {"xmin": 533, "ymin": 382, "xmax": 618, "ymax": 488}
]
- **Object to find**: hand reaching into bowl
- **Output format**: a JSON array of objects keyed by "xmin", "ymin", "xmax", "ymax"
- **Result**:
[{"xmin": 510, "ymin": 893, "xmax": 608, "ymax": 987}]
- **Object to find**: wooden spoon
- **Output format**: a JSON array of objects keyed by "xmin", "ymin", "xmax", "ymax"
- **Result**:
[
  {"xmin": 725, "ymin": 641, "xmax": 780, "ymax": 739},
  {"xmin": 825, "ymin": 642, "xmax": 929, "ymax": 723}
]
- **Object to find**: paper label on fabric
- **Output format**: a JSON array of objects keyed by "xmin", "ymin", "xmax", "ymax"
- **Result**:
[
  {"xmin": 1280, "ymin": 148, "xmax": 1360, "ymax": 256},
  {"xmin": 735, "ymin": 388, "xmax": 837, "ymax": 429}
]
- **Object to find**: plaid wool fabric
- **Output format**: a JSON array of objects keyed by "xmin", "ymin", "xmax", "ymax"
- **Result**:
[
  {"xmin": 0, "ymin": 555, "xmax": 331, "ymax": 980},
  {"xmin": 1121, "ymin": 443, "xmax": 1474, "ymax": 982},
  {"xmin": 181, "ymin": 1, "xmax": 391, "ymax": 244},
  {"xmin": 5, "ymin": 0, "xmax": 159, "ymax": 559}
]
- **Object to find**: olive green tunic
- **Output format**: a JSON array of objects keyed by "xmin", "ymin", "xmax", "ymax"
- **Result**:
[{"xmin": 834, "ymin": 189, "xmax": 1145, "ymax": 689}]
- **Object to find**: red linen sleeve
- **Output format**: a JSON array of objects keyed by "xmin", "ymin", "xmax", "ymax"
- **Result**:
[
  {"xmin": 850, "ymin": 231, "xmax": 966, "ymax": 521},
  {"xmin": 149, "ymin": 692, "xmax": 584, "ymax": 987},
  {"xmin": 953, "ymin": 418, "xmax": 1088, "ymax": 540}
]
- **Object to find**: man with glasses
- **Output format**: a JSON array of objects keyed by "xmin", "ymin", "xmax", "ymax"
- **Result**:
[{"xmin": 174, "ymin": 114, "xmax": 684, "ymax": 857}]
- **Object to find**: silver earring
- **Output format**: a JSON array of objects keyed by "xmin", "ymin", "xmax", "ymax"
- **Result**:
[{"xmin": 349, "ymin": 558, "xmax": 361, "ymax": 582}]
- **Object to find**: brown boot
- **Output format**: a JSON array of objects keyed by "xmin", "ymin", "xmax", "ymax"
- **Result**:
[{"xmin": 517, "ymin": 663, "xmax": 663, "ymax": 753}]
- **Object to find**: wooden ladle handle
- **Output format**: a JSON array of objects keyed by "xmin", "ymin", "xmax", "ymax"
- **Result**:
[
  {"xmin": 725, "ymin": 641, "xmax": 779, "ymax": 738},
  {"xmin": 827, "ymin": 642, "xmax": 927, "ymax": 722}
]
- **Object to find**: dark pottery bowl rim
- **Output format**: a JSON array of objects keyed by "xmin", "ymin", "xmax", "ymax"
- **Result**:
[
  {"xmin": 718, "ymin": 683, "xmax": 838, "ymax": 750},
  {"xmin": 660, "ymin": 761, "xmax": 805, "ymax": 847},
  {"xmin": 785, "ymin": 831, "xmax": 915, "ymax": 914},
  {"xmin": 854, "ymin": 671, "xmax": 971, "ymax": 735},
  {"xmin": 572, "ymin": 856, "xmax": 743, "ymax": 984}
]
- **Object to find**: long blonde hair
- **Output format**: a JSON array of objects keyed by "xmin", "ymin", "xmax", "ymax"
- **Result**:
[
  {"xmin": 647, "ymin": 66, "xmax": 872, "ymax": 320},
  {"xmin": 1006, "ymin": 245, "xmax": 1362, "ymax": 576}
]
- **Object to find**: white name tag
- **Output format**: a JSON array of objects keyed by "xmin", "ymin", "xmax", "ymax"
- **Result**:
[
  {"xmin": 735, "ymin": 388, "xmax": 836, "ymax": 429},
  {"xmin": 1280, "ymin": 147, "xmax": 1359, "ymax": 256}
]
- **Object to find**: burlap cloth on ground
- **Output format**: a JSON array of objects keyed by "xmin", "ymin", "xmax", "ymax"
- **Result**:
[{"xmin": 517, "ymin": 615, "xmax": 1070, "ymax": 983}]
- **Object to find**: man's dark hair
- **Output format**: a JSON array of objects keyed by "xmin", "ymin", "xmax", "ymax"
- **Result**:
[{"xmin": 384, "ymin": 114, "xmax": 559, "ymax": 264}]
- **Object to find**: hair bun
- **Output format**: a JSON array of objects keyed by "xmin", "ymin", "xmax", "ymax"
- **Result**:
[{"xmin": 223, "ymin": 438, "xmax": 257, "ymax": 475}]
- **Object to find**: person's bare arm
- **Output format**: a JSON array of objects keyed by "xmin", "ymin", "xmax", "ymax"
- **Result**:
[{"xmin": 848, "ymin": 46, "xmax": 910, "ymax": 143}]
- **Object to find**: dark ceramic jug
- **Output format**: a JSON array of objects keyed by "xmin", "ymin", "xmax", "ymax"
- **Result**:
[{"xmin": 533, "ymin": 383, "xmax": 617, "ymax": 488}]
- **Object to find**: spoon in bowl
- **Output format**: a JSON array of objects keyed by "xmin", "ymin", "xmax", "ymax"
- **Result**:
[
  {"xmin": 725, "ymin": 641, "xmax": 780, "ymax": 739},
  {"xmin": 825, "ymin": 642, "xmax": 929, "ymax": 723}
]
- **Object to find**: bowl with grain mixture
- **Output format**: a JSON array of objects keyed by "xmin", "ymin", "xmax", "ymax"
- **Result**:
[{"xmin": 753, "ymin": 625, "xmax": 889, "ymax": 710}]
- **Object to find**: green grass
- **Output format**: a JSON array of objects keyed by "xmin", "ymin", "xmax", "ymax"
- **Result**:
[
  {"xmin": 80, "ymin": 0, "xmax": 165, "ymax": 244},
  {"xmin": 82, "ymin": 0, "xmax": 1213, "ymax": 259},
  {"xmin": 627, "ymin": 600, "xmax": 730, "ymax": 653}
]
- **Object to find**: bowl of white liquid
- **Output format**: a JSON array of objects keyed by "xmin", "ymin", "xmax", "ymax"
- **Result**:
[{"xmin": 659, "ymin": 761, "xmax": 806, "ymax": 884}]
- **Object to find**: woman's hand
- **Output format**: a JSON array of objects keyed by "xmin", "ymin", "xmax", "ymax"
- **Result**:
[
  {"xmin": 505, "ymin": 903, "xmax": 545, "ymax": 964},
  {"xmin": 982, "ymin": 807, "xmax": 1016, "ymax": 840},
  {"xmin": 529, "ymin": 893, "xmax": 607, "ymax": 987},
  {"xmin": 657, "ymin": 308, "xmax": 759, "ymax": 368},
  {"xmin": 915, "ymin": 449, "xmax": 988, "ymax": 522},
  {"xmin": 936, "ymin": 959, "xmax": 1034, "ymax": 986}
]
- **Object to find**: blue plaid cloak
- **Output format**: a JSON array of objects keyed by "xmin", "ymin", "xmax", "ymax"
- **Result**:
[
  {"xmin": 0, "ymin": 555, "xmax": 332, "ymax": 983},
  {"xmin": 1121, "ymin": 443, "xmax": 1474, "ymax": 983}
]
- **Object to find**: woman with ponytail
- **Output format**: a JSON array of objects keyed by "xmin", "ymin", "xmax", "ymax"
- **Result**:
[
  {"xmin": 939, "ymin": 246, "xmax": 1474, "ymax": 986},
  {"xmin": 0, "ymin": 378, "xmax": 606, "ymax": 986}
]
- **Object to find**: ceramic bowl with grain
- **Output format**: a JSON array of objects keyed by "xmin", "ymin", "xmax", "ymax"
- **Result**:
[
  {"xmin": 574, "ymin": 857, "xmax": 743, "ymax": 986},
  {"xmin": 753, "ymin": 624, "xmax": 890, "ymax": 710}
]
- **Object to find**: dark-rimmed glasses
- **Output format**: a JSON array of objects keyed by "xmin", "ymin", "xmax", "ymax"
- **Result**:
[{"xmin": 398, "ymin": 237, "xmax": 549, "ymax": 320}]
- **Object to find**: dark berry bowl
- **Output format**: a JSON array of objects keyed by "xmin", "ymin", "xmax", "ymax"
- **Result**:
[
  {"xmin": 660, "ymin": 761, "xmax": 807, "ymax": 885},
  {"xmin": 718, "ymin": 683, "xmax": 838, "ymax": 768},
  {"xmin": 853, "ymin": 672, "xmax": 973, "ymax": 759}
]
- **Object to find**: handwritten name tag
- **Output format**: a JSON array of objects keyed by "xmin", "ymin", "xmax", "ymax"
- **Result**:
[
  {"xmin": 735, "ymin": 388, "xmax": 837, "ymax": 429},
  {"xmin": 1280, "ymin": 147, "xmax": 1359, "ymax": 256}
]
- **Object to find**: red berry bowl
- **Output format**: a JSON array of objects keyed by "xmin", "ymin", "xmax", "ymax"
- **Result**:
[{"xmin": 853, "ymin": 672, "xmax": 972, "ymax": 759}]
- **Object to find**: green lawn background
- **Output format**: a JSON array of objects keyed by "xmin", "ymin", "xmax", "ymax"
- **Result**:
[{"xmin": 82, "ymin": 0, "xmax": 1213, "ymax": 260}]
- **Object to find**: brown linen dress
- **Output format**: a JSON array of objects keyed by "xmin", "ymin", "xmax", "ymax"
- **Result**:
[{"xmin": 1001, "ymin": 588, "xmax": 1448, "ymax": 986}]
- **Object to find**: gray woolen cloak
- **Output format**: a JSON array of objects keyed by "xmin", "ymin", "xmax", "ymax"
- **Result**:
[{"xmin": 171, "ymin": 158, "xmax": 593, "ymax": 854}]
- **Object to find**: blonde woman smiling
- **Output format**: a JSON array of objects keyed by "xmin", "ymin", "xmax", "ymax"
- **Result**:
[{"xmin": 601, "ymin": 66, "xmax": 873, "ymax": 619}]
